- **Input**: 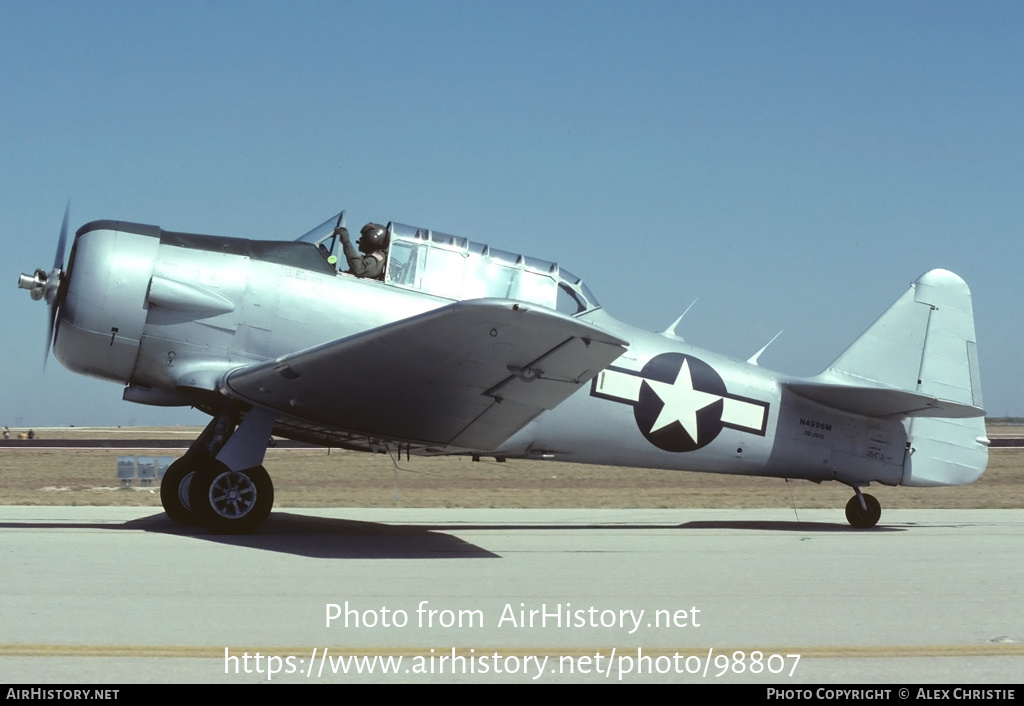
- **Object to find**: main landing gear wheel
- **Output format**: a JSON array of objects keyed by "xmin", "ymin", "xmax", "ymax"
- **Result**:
[
  {"xmin": 845, "ymin": 493, "xmax": 881, "ymax": 529},
  {"xmin": 189, "ymin": 460, "xmax": 274, "ymax": 535},
  {"xmin": 160, "ymin": 458, "xmax": 199, "ymax": 527}
]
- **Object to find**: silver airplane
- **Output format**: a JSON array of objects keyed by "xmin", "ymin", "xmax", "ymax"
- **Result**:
[{"xmin": 19, "ymin": 206, "xmax": 988, "ymax": 534}]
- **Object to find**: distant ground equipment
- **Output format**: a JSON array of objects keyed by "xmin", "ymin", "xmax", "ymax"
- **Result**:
[{"xmin": 117, "ymin": 456, "xmax": 174, "ymax": 487}]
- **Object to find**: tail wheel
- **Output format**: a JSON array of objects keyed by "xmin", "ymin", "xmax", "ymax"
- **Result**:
[
  {"xmin": 189, "ymin": 460, "xmax": 274, "ymax": 535},
  {"xmin": 845, "ymin": 493, "xmax": 881, "ymax": 529},
  {"xmin": 159, "ymin": 458, "xmax": 199, "ymax": 527}
]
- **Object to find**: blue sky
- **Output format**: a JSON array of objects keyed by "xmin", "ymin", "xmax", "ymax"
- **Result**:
[{"xmin": 3, "ymin": 0, "xmax": 1022, "ymax": 426}]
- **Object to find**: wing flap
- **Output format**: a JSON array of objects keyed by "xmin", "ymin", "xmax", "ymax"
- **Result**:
[
  {"xmin": 449, "ymin": 398, "xmax": 540, "ymax": 450},
  {"xmin": 223, "ymin": 299, "xmax": 627, "ymax": 451},
  {"xmin": 488, "ymin": 336, "xmax": 608, "ymax": 407}
]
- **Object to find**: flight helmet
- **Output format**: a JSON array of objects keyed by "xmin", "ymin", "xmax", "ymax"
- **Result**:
[{"xmin": 358, "ymin": 223, "xmax": 387, "ymax": 254}]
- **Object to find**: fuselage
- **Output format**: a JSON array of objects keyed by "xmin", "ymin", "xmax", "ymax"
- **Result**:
[
  {"xmin": 55, "ymin": 219, "xmax": 911, "ymax": 490},
  {"xmin": 497, "ymin": 310, "xmax": 908, "ymax": 486}
]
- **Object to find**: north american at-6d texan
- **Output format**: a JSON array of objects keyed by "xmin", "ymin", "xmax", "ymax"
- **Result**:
[{"xmin": 19, "ymin": 206, "xmax": 988, "ymax": 533}]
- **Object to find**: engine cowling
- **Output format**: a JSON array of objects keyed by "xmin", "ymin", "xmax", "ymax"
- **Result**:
[{"xmin": 53, "ymin": 222, "xmax": 158, "ymax": 384}]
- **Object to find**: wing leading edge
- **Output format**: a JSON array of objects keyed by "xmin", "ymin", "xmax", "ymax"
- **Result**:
[{"xmin": 221, "ymin": 299, "xmax": 627, "ymax": 452}]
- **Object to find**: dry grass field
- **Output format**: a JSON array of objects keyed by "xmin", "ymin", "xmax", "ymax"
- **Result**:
[{"xmin": 0, "ymin": 425, "xmax": 1020, "ymax": 510}]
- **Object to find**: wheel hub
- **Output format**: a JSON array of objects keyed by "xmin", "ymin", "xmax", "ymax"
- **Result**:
[
  {"xmin": 177, "ymin": 471, "xmax": 193, "ymax": 511},
  {"xmin": 209, "ymin": 471, "xmax": 257, "ymax": 519}
]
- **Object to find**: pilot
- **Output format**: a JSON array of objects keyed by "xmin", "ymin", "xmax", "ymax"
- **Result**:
[{"xmin": 334, "ymin": 223, "xmax": 387, "ymax": 280}]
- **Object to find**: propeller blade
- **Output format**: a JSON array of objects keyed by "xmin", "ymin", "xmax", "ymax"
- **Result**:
[
  {"xmin": 54, "ymin": 200, "xmax": 70, "ymax": 272},
  {"xmin": 44, "ymin": 201, "xmax": 71, "ymax": 369},
  {"xmin": 44, "ymin": 302, "xmax": 57, "ymax": 370}
]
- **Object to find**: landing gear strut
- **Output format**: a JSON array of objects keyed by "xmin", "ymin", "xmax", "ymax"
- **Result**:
[
  {"xmin": 159, "ymin": 408, "xmax": 276, "ymax": 534},
  {"xmin": 845, "ymin": 490, "xmax": 881, "ymax": 529}
]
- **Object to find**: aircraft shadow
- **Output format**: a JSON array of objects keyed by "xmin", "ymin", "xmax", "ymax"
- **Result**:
[
  {"xmin": 0, "ymin": 513, "xmax": 498, "ymax": 560},
  {"xmin": 0, "ymin": 511, "xmax": 907, "ymax": 559},
  {"xmin": 131, "ymin": 511, "xmax": 502, "ymax": 559},
  {"xmin": 677, "ymin": 520, "xmax": 906, "ymax": 532},
  {"xmin": 149, "ymin": 511, "xmax": 909, "ymax": 537}
]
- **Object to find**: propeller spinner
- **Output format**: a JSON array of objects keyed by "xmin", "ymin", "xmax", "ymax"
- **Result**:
[{"xmin": 18, "ymin": 202, "xmax": 71, "ymax": 365}]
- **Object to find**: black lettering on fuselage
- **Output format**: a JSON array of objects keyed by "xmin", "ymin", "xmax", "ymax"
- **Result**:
[{"xmin": 799, "ymin": 418, "xmax": 832, "ymax": 432}]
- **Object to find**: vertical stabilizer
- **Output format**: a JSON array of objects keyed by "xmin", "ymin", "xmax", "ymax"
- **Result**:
[
  {"xmin": 826, "ymin": 270, "xmax": 982, "ymax": 407},
  {"xmin": 823, "ymin": 269, "xmax": 987, "ymax": 486}
]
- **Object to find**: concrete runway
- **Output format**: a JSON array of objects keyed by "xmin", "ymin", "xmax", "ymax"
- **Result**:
[{"xmin": 0, "ymin": 506, "xmax": 1021, "ymax": 684}]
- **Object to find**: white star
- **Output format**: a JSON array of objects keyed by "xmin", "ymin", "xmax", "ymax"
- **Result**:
[{"xmin": 645, "ymin": 359, "xmax": 723, "ymax": 443}]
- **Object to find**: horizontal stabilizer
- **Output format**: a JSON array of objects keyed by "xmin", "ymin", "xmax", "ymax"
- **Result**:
[{"xmin": 784, "ymin": 381, "xmax": 984, "ymax": 419}]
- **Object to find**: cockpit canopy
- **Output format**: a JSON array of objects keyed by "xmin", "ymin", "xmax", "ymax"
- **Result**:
[{"xmin": 299, "ymin": 212, "xmax": 600, "ymax": 316}]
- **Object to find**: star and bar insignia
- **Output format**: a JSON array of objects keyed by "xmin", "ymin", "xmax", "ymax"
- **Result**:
[{"xmin": 590, "ymin": 353, "xmax": 769, "ymax": 453}]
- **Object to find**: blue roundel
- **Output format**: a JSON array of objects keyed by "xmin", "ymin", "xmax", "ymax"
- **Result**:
[{"xmin": 633, "ymin": 353, "xmax": 727, "ymax": 452}]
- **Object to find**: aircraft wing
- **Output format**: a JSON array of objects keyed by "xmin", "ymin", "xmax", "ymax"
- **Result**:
[
  {"xmin": 784, "ymin": 381, "xmax": 984, "ymax": 419},
  {"xmin": 221, "ymin": 299, "xmax": 628, "ymax": 451}
]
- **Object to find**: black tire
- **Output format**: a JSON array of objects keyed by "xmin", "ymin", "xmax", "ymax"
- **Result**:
[
  {"xmin": 159, "ymin": 457, "xmax": 199, "ymax": 527},
  {"xmin": 845, "ymin": 493, "xmax": 881, "ymax": 529},
  {"xmin": 189, "ymin": 460, "xmax": 274, "ymax": 535}
]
